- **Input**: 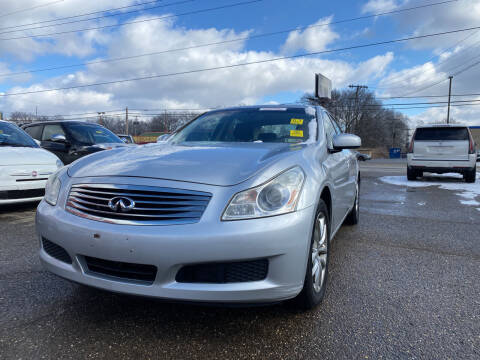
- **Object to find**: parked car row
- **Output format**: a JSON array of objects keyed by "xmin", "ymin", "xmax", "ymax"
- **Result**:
[
  {"xmin": 3, "ymin": 107, "xmax": 478, "ymax": 310},
  {"xmin": 1, "ymin": 120, "xmax": 131, "ymax": 205}
]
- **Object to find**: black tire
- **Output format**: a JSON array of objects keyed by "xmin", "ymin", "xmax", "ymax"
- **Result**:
[
  {"xmin": 464, "ymin": 167, "xmax": 476, "ymax": 183},
  {"xmin": 407, "ymin": 167, "xmax": 417, "ymax": 181},
  {"xmin": 345, "ymin": 180, "xmax": 359, "ymax": 225},
  {"xmin": 292, "ymin": 200, "xmax": 330, "ymax": 310}
]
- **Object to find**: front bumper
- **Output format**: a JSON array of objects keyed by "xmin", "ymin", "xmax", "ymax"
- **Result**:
[
  {"xmin": 407, "ymin": 154, "xmax": 476, "ymax": 173},
  {"xmin": 0, "ymin": 181, "xmax": 46, "ymax": 205},
  {"xmin": 36, "ymin": 198, "xmax": 315, "ymax": 303}
]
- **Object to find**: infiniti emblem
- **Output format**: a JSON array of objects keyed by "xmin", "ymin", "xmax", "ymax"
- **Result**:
[{"xmin": 108, "ymin": 196, "xmax": 136, "ymax": 212}]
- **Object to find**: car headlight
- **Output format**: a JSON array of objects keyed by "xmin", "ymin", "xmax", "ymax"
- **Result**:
[
  {"xmin": 222, "ymin": 167, "xmax": 305, "ymax": 220},
  {"xmin": 56, "ymin": 159, "xmax": 64, "ymax": 168},
  {"xmin": 45, "ymin": 167, "xmax": 67, "ymax": 206}
]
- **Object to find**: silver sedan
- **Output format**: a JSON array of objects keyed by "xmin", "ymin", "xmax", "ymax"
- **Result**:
[{"xmin": 36, "ymin": 105, "xmax": 361, "ymax": 309}]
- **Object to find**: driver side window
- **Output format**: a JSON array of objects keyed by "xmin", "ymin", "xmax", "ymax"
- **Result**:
[{"xmin": 42, "ymin": 125, "xmax": 65, "ymax": 141}]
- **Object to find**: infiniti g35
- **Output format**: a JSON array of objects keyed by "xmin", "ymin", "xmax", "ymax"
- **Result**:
[{"xmin": 36, "ymin": 105, "xmax": 361, "ymax": 309}]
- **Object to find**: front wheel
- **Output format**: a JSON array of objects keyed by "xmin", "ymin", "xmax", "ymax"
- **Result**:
[{"xmin": 292, "ymin": 200, "xmax": 330, "ymax": 310}]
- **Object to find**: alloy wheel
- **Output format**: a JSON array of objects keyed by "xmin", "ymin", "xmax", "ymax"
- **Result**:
[{"xmin": 311, "ymin": 213, "xmax": 328, "ymax": 293}]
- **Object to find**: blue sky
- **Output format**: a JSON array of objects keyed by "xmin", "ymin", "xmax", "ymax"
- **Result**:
[{"xmin": 1, "ymin": 0, "xmax": 480, "ymax": 125}]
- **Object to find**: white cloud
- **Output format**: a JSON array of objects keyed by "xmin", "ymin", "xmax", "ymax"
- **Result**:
[
  {"xmin": 280, "ymin": 16, "xmax": 339, "ymax": 54},
  {"xmin": 410, "ymin": 102, "xmax": 480, "ymax": 127},
  {"xmin": 0, "ymin": 0, "xmax": 138, "ymax": 60},
  {"xmin": 0, "ymin": 16, "xmax": 394, "ymax": 116},
  {"xmin": 362, "ymin": 0, "xmax": 405, "ymax": 14}
]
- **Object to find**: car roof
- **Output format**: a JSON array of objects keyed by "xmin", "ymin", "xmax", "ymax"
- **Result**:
[
  {"xmin": 206, "ymin": 104, "xmax": 321, "ymax": 112},
  {"xmin": 23, "ymin": 120, "xmax": 100, "ymax": 127},
  {"xmin": 416, "ymin": 124, "xmax": 468, "ymax": 128}
]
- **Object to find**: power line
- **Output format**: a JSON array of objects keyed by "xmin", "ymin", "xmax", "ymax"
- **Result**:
[
  {"xmin": 0, "ymin": 0, "xmax": 196, "ymax": 36},
  {"xmin": 0, "ymin": 1, "xmax": 163, "ymax": 31},
  {"xmin": 374, "ymin": 27, "xmax": 479, "ymax": 90},
  {"xmin": 399, "ymin": 50, "xmax": 480, "ymax": 97},
  {"xmin": 0, "ymin": 0, "xmax": 264, "ymax": 41},
  {"xmin": 0, "ymin": 0, "xmax": 64, "ymax": 17},
  {"xmin": 333, "ymin": 99, "xmax": 480, "ymax": 107},
  {"xmin": 0, "ymin": 0, "xmax": 462, "ymax": 78},
  {"xmin": 375, "ymin": 93, "xmax": 480, "ymax": 99},
  {"xmin": 3, "ymin": 24, "xmax": 480, "ymax": 98}
]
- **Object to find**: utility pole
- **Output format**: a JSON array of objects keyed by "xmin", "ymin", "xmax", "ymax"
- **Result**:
[
  {"xmin": 125, "ymin": 107, "xmax": 129, "ymax": 135},
  {"xmin": 446, "ymin": 76, "xmax": 453, "ymax": 124},
  {"xmin": 348, "ymin": 84, "xmax": 368, "ymax": 133},
  {"xmin": 164, "ymin": 109, "xmax": 167, "ymax": 133}
]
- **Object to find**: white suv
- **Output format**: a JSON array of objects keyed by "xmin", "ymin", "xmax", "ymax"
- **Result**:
[{"xmin": 407, "ymin": 125, "xmax": 477, "ymax": 183}]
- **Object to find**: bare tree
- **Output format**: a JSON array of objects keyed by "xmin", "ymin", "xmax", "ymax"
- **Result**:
[{"xmin": 301, "ymin": 89, "xmax": 409, "ymax": 149}]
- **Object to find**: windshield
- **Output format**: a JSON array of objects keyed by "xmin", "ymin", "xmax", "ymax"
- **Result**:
[
  {"xmin": 0, "ymin": 122, "xmax": 38, "ymax": 148},
  {"xmin": 66, "ymin": 124, "xmax": 123, "ymax": 146},
  {"xmin": 414, "ymin": 127, "xmax": 469, "ymax": 141},
  {"xmin": 169, "ymin": 108, "xmax": 316, "ymax": 144}
]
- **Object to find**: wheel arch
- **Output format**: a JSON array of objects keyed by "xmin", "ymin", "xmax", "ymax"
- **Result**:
[{"xmin": 319, "ymin": 185, "xmax": 332, "ymax": 222}]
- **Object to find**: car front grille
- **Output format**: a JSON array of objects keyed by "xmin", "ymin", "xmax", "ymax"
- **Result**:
[
  {"xmin": 42, "ymin": 238, "xmax": 72, "ymax": 264},
  {"xmin": 66, "ymin": 184, "xmax": 212, "ymax": 225},
  {"xmin": 0, "ymin": 188, "xmax": 45, "ymax": 200},
  {"xmin": 84, "ymin": 256, "xmax": 157, "ymax": 284},
  {"xmin": 176, "ymin": 259, "xmax": 269, "ymax": 284}
]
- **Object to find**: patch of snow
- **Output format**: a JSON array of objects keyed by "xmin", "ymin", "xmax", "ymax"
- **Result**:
[
  {"xmin": 380, "ymin": 174, "xmax": 480, "ymax": 208},
  {"xmin": 423, "ymin": 172, "xmax": 463, "ymax": 178},
  {"xmin": 460, "ymin": 199, "xmax": 480, "ymax": 206}
]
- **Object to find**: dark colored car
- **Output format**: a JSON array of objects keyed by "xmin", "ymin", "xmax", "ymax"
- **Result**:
[
  {"xmin": 355, "ymin": 152, "xmax": 371, "ymax": 161},
  {"xmin": 117, "ymin": 134, "xmax": 135, "ymax": 144},
  {"xmin": 22, "ymin": 121, "xmax": 127, "ymax": 164}
]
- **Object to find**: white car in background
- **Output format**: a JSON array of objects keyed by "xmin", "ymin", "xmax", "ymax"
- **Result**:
[
  {"xmin": 0, "ymin": 121, "xmax": 63, "ymax": 205},
  {"xmin": 407, "ymin": 124, "xmax": 477, "ymax": 183}
]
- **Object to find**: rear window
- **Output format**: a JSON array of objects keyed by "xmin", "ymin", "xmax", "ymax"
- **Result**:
[{"xmin": 414, "ymin": 127, "xmax": 469, "ymax": 141}]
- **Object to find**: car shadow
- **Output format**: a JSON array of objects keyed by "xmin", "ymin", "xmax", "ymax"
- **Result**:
[
  {"xmin": 417, "ymin": 173, "xmax": 466, "ymax": 183},
  {"xmin": 0, "ymin": 201, "xmax": 39, "ymax": 214},
  {"xmin": 68, "ymin": 283, "xmax": 320, "ymax": 346}
]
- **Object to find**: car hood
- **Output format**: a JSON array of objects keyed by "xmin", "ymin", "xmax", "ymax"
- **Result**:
[
  {"xmin": 0, "ymin": 146, "xmax": 60, "ymax": 166},
  {"xmin": 67, "ymin": 142, "xmax": 306, "ymax": 186}
]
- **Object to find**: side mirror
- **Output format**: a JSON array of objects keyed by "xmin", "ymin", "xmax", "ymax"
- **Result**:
[
  {"xmin": 332, "ymin": 133, "xmax": 361, "ymax": 150},
  {"xmin": 157, "ymin": 134, "xmax": 170, "ymax": 143},
  {"xmin": 50, "ymin": 134, "xmax": 67, "ymax": 143}
]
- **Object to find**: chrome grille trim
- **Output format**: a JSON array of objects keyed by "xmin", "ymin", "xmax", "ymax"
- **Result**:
[{"xmin": 66, "ymin": 184, "xmax": 212, "ymax": 225}]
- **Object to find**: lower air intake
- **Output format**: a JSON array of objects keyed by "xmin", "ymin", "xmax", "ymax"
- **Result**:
[
  {"xmin": 176, "ymin": 259, "xmax": 268, "ymax": 284},
  {"xmin": 84, "ymin": 256, "xmax": 157, "ymax": 284},
  {"xmin": 42, "ymin": 238, "xmax": 72, "ymax": 264}
]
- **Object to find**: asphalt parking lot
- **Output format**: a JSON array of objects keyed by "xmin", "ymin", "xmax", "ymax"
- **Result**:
[{"xmin": 1, "ymin": 159, "xmax": 479, "ymax": 359}]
